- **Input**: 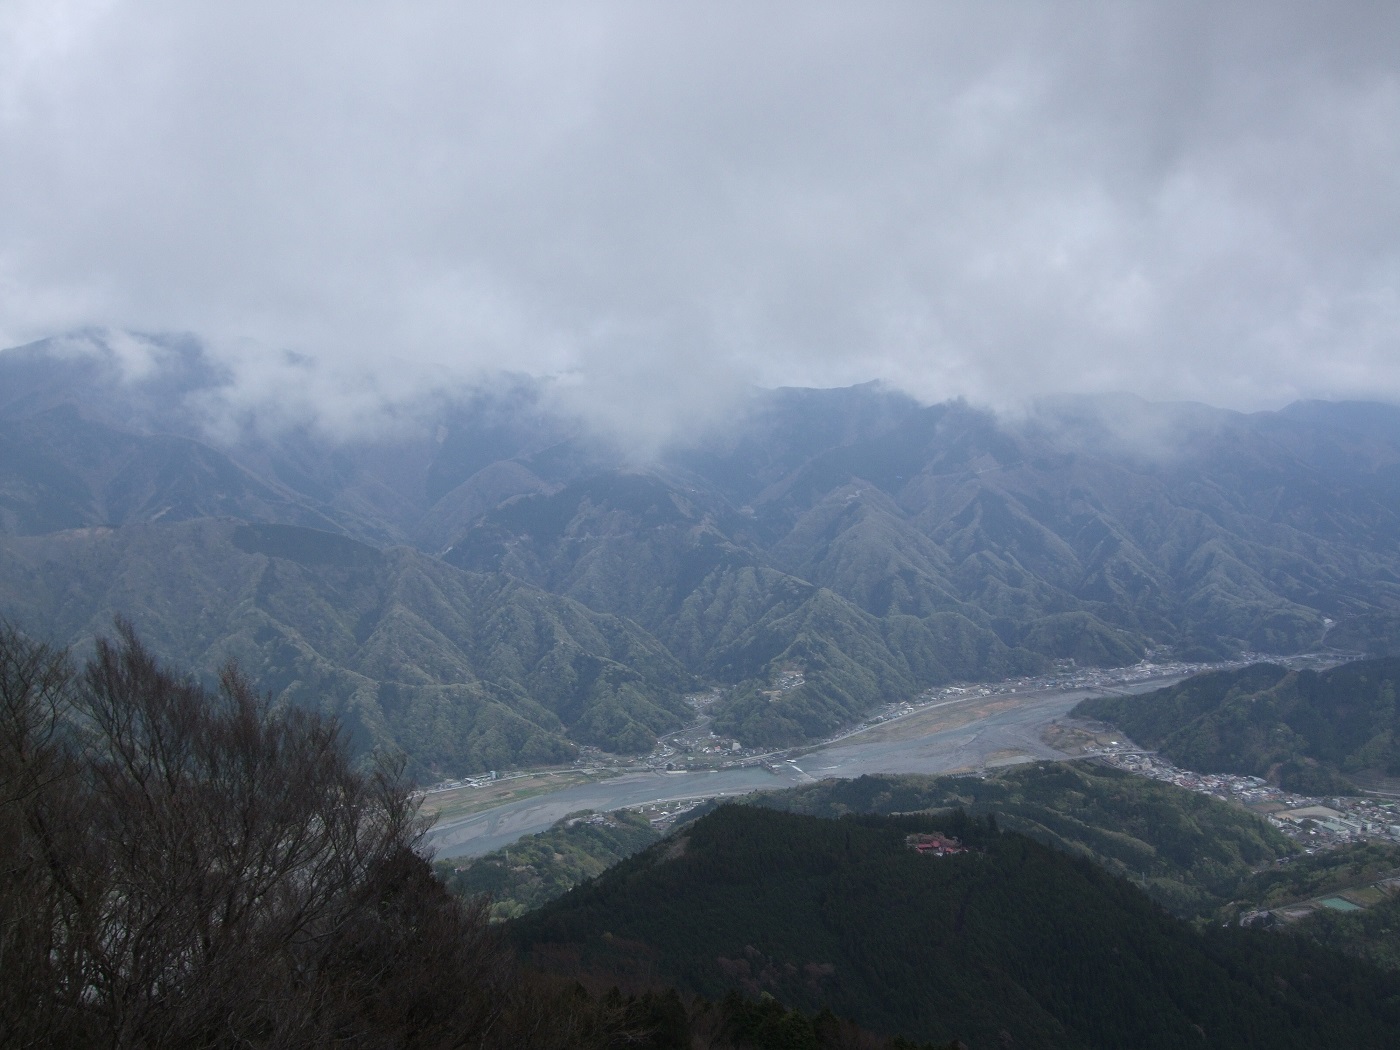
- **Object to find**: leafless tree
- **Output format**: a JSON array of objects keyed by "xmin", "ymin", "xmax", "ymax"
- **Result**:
[
  {"xmin": 0, "ymin": 624, "xmax": 87, "ymax": 1047},
  {"xmin": 0, "ymin": 620, "xmax": 514, "ymax": 1049}
]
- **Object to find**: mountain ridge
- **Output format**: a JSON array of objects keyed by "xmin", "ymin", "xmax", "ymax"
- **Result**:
[
  {"xmin": 5, "ymin": 334, "xmax": 1400, "ymax": 770},
  {"xmin": 0, "ymin": 517, "xmax": 694, "ymax": 773},
  {"xmin": 512, "ymin": 803, "xmax": 1400, "ymax": 1048}
]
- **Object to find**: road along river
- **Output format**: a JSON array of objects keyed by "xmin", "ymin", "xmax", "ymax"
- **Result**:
[{"xmin": 428, "ymin": 673, "xmax": 1188, "ymax": 860}]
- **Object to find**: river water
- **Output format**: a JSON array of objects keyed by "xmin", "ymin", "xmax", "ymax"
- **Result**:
[{"xmin": 428, "ymin": 676, "xmax": 1182, "ymax": 859}]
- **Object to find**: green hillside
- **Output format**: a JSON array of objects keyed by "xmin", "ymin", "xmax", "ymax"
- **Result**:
[
  {"xmin": 1287, "ymin": 891, "xmax": 1400, "ymax": 973},
  {"xmin": 0, "ymin": 404, "xmax": 362, "ymax": 538},
  {"xmin": 1074, "ymin": 658, "xmax": 1400, "ymax": 792},
  {"xmin": 436, "ymin": 809, "xmax": 661, "ymax": 920},
  {"xmin": 9, "ymin": 340, "xmax": 1400, "ymax": 768},
  {"xmin": 444, "ymin": 471, "xmax": 1051, "ymax": 747},
  {"xmin": 513, "ymin": 804, "xmax": 1400, "ymax": 1049},
  {"xmin": 0, "ymin": 519, "xmax": 694, "ymax": 774},
  {"xmin": 754, "ymin": 764, "xmax": 1293, "ymax": 917}
]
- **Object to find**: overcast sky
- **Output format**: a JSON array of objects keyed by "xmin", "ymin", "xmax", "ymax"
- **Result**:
[{"xmin": 1, "ymin": 2, "xmax": 1397, "ymax": 444}]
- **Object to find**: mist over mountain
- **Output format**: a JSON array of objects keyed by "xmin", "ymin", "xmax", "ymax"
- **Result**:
[{"xmin": 3, "ymin": 334, "xmax": 1400, "ymax": 772}]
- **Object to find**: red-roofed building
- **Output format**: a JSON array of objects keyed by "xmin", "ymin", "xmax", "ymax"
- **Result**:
[{"xmin": 905, "ymin": 832, "xmax": 966, "ymax": 856}]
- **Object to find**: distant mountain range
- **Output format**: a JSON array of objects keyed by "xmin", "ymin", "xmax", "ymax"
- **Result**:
[{"xmin": 4, "ymin": 332, "xmax": 1400, "ymax": 773}]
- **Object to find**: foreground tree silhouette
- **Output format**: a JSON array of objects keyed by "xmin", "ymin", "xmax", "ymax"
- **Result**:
[
  {"xmin": 1, "ymin": 621, "xmax": 511, "ymax": 1049},
  {"xmin": 3, "ymin": 621, "xmax": 960, "ymax": 1050}
]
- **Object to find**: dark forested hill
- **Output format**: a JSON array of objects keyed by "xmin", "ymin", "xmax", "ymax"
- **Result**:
[
  {"xmin": 439, "ymin": 764, "xmax": 1293, "ymax": 922},
  {"xmin": 753, "ymin": 764, "xmax": 1294, "ymax": 917},
  {"xmin": 1074, "ymin": 658, "xmax": 1400, "ymax": 792},
  {"xmin": 5, "ymin": 334, "xmax": 1400, "ymax": 768},
  {"xmin": 512, "ymin": 804, "xmax": 1400, "ymax": 1049}
]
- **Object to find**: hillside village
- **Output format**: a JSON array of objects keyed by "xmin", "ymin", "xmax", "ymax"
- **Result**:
[{"xmin": 1085, "ymin": 740, "xmax": 1400, "ymax": 850}]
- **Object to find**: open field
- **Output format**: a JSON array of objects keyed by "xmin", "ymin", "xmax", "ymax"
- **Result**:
[
  {"xmin": 1039, "ymin": 721, "xmax": 1139, "ymax": 756},
  {"xmin": 417, "ymin": 770, "xmax": 605, "ymax": 823},
  {"xmin": 829, "ymin": 693, "xmax": 1034, "ymax": 745}
]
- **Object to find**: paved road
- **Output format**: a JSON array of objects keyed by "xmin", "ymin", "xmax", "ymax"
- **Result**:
[{"xmin": 428, "ymin": 676, "xmax": 1184, "ymax": 859}]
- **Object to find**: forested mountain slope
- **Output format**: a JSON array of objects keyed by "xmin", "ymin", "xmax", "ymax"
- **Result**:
[
  {"xmin": 0, "ymin": 404, "xmax": 349, "ymax": 537},
  {"xmin": 513, "ymin": 804, "xmax": 1400, "ymax": 1049},
  {"xmin": 0, "ymin": 519, "xmax": 692, "ymax": 773},
  {"xmin": 1076, "ymin": 658, "xmax": 1400, "ymax": 792},
  {"xmin": 753, "ymin": 764, "xmax": 1294, "ymax": 917},
  {"xmin": 4, "ymin": 334, "xmax": 1400, "ymax": 768},
  {"xmin": 439, "ymin": 390, "xmax": 1400, "ymax": 673}
]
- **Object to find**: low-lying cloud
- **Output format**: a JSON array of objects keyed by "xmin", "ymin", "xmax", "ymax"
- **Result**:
[{"xmin": 2, "ymin": 1, "xmax": 1397, "ymax": 447}]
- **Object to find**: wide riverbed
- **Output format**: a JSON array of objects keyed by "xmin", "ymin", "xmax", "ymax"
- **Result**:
[{"xmin": 428, "ymin": 674, "xmax": 1184, "ymax": 859}]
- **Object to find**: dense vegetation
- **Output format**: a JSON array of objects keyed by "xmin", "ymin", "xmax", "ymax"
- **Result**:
[
  {"xmin": 751, "ymin": 764, "xmax": 1294, "ymax": 917},
  {"xmin": 444, "ymin": 473, "xmax": 1048, "ymax": 746},
  {"xmin": 0, "ymin": 623, "xmax": 968, "ymax": 1049},
  {"xmin": 1287, "ymin": 892, "xmax": 1400, "ymax": 973},
  {"xmin": 1231, "ymin": 843, "xmax": 1400, "ymax": 914},
  {"xmin": 13, "ymin": 339, "xmax": 1400, "ymax": 1044},
  {"xmin": 7, "ymin": 338, "xmax": 1400, "ymax": 769},
  {"xmin": 435, "ymin": 765, "xmax": 1400, "ymax": 1031},
  {"xmin": 754, "ymin": 772, "xmax": 1400, "ymax": 976},
  {"xmin": 1219, "ymin": 843, "xmax": 1400, "ymax": 971},
  {"xmin": 750, "ymin": 769, "xmax": 1400, "ymax": 969},
  {"xmin": 1075, "ymin": 659, "xmax": 1400, "ymax": 792},
  {"xmin": 514, "ymin": 804, "xmax": 1400, "ymax": 1049},
  {"xmin": 515, "ymin": 987, "xmax": 960, "ymax": 1050},
  {"xmin": 436, "ymin": 809, "xmax": 661, "ymax": 919},
  {"xmin": 5, "ymin": 619, "xmax": 1399, "ymax": 1047},
  {"xmin": 0, "ymin": 520, "xmax": 694, "ymax": 776}
]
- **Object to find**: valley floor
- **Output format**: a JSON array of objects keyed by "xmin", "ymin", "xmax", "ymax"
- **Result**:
[{"xmin": 428, "ymin": 658, "xmax": 1244, "ymax": 858}]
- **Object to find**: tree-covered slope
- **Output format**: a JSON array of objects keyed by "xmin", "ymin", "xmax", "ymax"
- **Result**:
[
  {"xmin": 437, "ymin": 809, "xmax": 662, "ymax": 920},
  {"xmin": 8, "ymin": 336, "xmax": 1400, "ymax": 766},
  {"xmin": 441, "ymin": 391, "xmax": 1400, "ymax": 747},
  {"xmin": 446, "ymin": 472, "xmax": 1045, "ymax": 746},
  {"xmin": 0, "ymin": 519, "xmax": 694, "ymax": 773},
  {"xmin": 752, "ymin": 764, "xmax": 1293, "ymax": 917},
  {"xmin": 746, "ymin": 395, "xmax": 1387, "ymax": 660},
  {"xmin": 513, "ymin": 804, "xmax": 1400, "ymax": 1049},
  {"xmin": 701, "ymin": 592, "xmax": 1041, "ymax": 746},
  {"xmin": 1074, "ymin": 658, "xmax": 1400, "ymax": 792},
  {"xmin": 1285, "ymin": 885, "xmax": 1400, "ymax": 973},
  {"xmin": 0, "ymin": 621, "xmax": 536, "ymax": 1050}
]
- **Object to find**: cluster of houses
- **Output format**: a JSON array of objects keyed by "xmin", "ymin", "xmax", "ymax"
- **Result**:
[
  {"xmin": 1090, "ymin": 745, "xmax": 1400, "ymax": 848},
  {"xmin": 905, "ymin": 832, "xmax": 966, "ymax": 857}
]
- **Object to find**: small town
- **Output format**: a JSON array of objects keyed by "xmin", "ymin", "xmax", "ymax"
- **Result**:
[{"xmin": 1080, "ymin": 743, "xmax": 1400, "ymax": 850}]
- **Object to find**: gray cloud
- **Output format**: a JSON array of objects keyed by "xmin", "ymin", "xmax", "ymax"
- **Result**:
[{"xmin": 1, "ymin": 1, "xmax": 1397, "ymax": 446}]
